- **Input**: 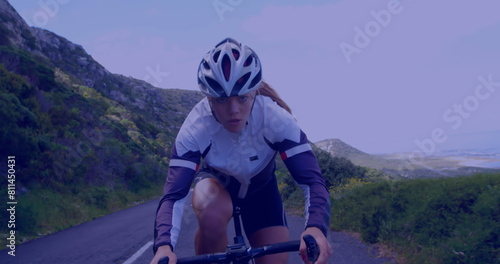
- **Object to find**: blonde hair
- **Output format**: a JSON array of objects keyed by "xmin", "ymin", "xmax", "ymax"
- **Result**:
[{"xmin": 257, "ymin": 81, "xmax": 292, "ymax": 114}]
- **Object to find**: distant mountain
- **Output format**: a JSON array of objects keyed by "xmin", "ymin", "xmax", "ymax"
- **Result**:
[
  {"xmin": 314, "ymin": 138, "xmax": 402, "ymax": 170},
  {"xmin": 315, "ymin": 138, "xmax": 500, "ymax": 178}
]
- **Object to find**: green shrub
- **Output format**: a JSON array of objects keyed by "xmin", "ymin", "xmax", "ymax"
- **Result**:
[
  {"xmin": 15, "ymin": 198, "xmax": 39, "ymax": 235},
  {"xmin": 0, "ymin": 40, "xmax": 199, "ymax": 247},
  {"xmin": 330, "ymin": 173, "xmax": 500, "ymax": 264}
]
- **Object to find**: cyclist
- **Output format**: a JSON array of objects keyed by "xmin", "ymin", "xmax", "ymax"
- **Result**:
[{"xmin": 151, "ymin": 38, "xmax": 332, "ymax": 264}]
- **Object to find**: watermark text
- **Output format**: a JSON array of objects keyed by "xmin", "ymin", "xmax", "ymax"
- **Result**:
[{"xmin": 6, "ymin": 156, "xmax": 17, "ymax": 256}]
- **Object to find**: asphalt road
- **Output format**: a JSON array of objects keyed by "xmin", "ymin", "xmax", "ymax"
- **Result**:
[{"xmin": 0, "ymin": 191, "xmax": 393, "ymax": 263}]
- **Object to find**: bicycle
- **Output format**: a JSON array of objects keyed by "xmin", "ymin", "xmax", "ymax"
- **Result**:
[{"xmin": 158, "ymin": 205, "xmax": 320, "ymax": 264}]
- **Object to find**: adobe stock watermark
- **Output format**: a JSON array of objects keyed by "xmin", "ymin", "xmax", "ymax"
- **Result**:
[
  {"xmin": 398, "ymin": 74, "xmax": 499, "ymax": 175},
  {"xmin": 212, "ymin": 0, "xmax": 245, "ymax": 22},
  {"xmin": 339, "ymin": 0, "xmax": 407, "ymax": 63},
  {"xmin": 30, "ymin": 0, "xmax": 71, "ymax": 28},
  {"xmin": 144, "ymin": 64, "xmax": 170, "ymax": 87}
]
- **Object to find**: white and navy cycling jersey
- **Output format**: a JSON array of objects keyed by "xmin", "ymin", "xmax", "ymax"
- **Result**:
[{"xmin": 154, "ymin": 95, "xmax": 330, "ymax": 252}]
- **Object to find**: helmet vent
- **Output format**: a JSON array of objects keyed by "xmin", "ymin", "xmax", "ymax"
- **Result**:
[
  {"xmin": 232, "ymin": 49, "xmax": 240, "ymax": 60},
  {"xmin": 232, "ymin": 72, "xmax": 251, "ymax": 96},
  {"xmin": 213, "ymin": 51, "xmax": 221, "ymax": 63},
  {"xmin": 249, "ymin": 69, "xmax": 262, "ymax": 89},
  {"xmin": 206, "ymin": 77, "xmax": 226, "ymax": 97},
  {"xmin": 222, "ymin": 54, "xmax": 231, "ymax": 82},
  {"xmin": 244, "ymin": 55, "xmax": 253, "ymax": 67},
  {"xmin": 202, "ymin": 60, "xmax": 210, "ymax": 70}
]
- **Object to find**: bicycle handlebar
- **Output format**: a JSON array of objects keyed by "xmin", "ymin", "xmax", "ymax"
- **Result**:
[
  {"xmin": 158, "ymin": 235, "xmax": 319, "ymax": 264},
  {"xmin": 303, "ymin": 234, "xmax": 320, "ymax": 262}
]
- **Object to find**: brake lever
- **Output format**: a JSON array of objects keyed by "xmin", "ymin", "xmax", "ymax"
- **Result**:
[{"xmin": 302, "ymin": 234, "xmax": 320, "ymax": 263}]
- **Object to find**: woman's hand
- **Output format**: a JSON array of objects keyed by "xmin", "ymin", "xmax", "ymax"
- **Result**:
[
  {"xmin": 300, "ymin": 227, "xmax": 332, "ymax": 264},
  {"xmin": 150, "ymin": 245, "xmax": 177, "ymax": 264}
]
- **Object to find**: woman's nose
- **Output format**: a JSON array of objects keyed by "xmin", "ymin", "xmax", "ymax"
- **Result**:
[{"xmin": 227, "ymin": 98, "xmax": 239, "ymax": 114}]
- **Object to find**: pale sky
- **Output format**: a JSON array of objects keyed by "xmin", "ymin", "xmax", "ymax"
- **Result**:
[{"xmin": 8, "ymin": 0, "xmax": 500, "ymax": 154}]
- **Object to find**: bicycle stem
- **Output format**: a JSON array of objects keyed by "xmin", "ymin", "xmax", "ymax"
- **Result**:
[{"xmin": 232, "ymin": 206, "xmax": 245, "ymax": 246}]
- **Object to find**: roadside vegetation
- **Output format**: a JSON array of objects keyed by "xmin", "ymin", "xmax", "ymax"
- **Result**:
[
  {"xmin": 277, "ymin": 146, "xmax": 391, "ymax": 215},
  {"xmin": 0, "ymin": 47, "xmax": 193, "ymax": 244},
  {"xmin": 0, "ymin": 184, "xmax": 162, "ymax": 242},
  {"xmin": 329, "ymin": 173, "xmax": 499, "ymax": 264},
  {"xmin": 277, "ymin": 146, "xmax": 499, "ymax": 264}
]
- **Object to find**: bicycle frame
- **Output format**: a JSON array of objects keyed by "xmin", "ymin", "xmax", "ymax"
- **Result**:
[{"xmin": 158, "ymin": 206, "xmax": 319, "ymax": 264}]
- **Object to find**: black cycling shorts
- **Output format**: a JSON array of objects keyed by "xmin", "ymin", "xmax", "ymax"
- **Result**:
[{"xmin": 194, "ymin": 167, "xmax": 288, "ymax": 239}]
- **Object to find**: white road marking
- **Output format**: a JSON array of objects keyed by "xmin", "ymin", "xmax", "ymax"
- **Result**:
[{"xmin": 123, "ymin": 241, "xmax": 154, "ymax": 264}]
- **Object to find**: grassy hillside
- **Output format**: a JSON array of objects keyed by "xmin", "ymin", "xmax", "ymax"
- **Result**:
[
  {"xmin": 330, "ymin": 173, "xmax": 500, "ymax": 264},
  {"xmin": 0, "ymin": 46, "xmax": 202, "ymax": 243}
]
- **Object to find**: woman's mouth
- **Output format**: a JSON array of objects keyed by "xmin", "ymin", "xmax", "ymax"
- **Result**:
[{"xmin": 228, "ymin": 119, "xmax": 241, "ymax": 125}]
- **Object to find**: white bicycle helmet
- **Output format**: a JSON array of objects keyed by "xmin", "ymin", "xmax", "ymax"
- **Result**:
[{"xmin": 198, "ymin": 38, "xmax": 262, "ymax": 97}]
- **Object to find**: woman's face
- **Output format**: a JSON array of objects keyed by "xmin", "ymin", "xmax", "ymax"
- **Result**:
[{"xmin": 209, "ymin": 91, "xmax": 256, "ymax": 133}]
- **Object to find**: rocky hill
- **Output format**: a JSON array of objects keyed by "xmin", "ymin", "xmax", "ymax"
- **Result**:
[
  {"xmin": 314, "ymin": 138, "xmax": 401, "ymax": 170},
  {"xmin": 0, "ymin": 0, "xmax": 206, "ymax": 238},
  {"xmin": 0, "ymin": 0, "xmax": 202, "ymax": 131}
]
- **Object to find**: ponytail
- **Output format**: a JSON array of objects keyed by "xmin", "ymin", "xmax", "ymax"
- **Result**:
[{"xmin": 257, "ymin": 81, "xmax": 292, "ymax": 114}]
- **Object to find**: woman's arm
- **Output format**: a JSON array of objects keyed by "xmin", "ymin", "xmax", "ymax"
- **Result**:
[
  {"xmin": 280, "ymin": 137, "xmax": 331, "ymax": 236},
  {"xmin": 153, "ymin": 144, "xmax": 201, "ymax": 253}
]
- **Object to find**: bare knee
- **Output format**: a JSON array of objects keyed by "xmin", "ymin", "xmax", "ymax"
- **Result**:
[{"xmin": 192, "ymin": 178, "xmax": 232, "ymax": 230}]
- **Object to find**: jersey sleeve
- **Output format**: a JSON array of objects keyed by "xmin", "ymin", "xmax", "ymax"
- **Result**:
[
  {"xmin": 153, "ymin": 145, "xmax": 200, "ymax": 252},
  {"xmin": 280, "ymin": 132, "xmax": 331, "ymax": 236},
  {"xmin": 263, "ymin": 99, "xmax": 330, "ymax": 236},
  {"xmin": 153, "ymin": 102, "xmax": 208, "ymax": 252}
]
